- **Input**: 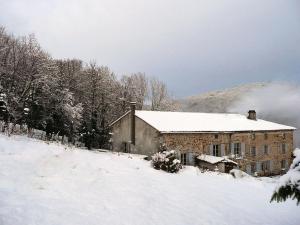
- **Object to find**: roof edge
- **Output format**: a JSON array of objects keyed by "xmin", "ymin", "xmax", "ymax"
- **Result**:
[
  {"xmin": 160, "ymin": 129, "xmax": 296, "ymax": 134},
  {"xmin": 109, "ymin": 111, "xmax": 130, "ymax": 127}
]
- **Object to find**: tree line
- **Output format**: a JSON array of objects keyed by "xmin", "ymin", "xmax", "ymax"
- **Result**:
[{"xmin": 0, "ymin": 26, "xmax": 177, "ymax": 149}]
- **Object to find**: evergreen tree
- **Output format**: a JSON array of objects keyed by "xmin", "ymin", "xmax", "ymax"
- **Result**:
[{"xmin": 271, "ymin": 149, "xmax": 300, "ymax": 205}]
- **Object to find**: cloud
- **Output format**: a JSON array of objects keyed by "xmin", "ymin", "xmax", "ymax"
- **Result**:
[
  {"xmin": 0, "ymin": 0, "xmax": 300, "ymax": 96},
  {"xmin": 229, "ymin": 82, "xmax": 300, "ymax": 147}
]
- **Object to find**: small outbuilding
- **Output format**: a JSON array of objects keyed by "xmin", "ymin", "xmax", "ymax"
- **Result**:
[{"xmin": 196, "ymin": 154, "xmax": 238, "ymax": 173}]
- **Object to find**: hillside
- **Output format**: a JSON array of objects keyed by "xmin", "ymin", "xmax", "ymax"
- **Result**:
[
  {"xmin": 179, "ymin": 83, "xmax": 267, "ymax": 112},
  {"xmin": 0, "ymin": 135, "xmax": 299, "ymax": 225}
]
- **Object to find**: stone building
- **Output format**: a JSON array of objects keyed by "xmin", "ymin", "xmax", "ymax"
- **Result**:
[{"xmin": 110, "ymin": 103, "xmax": 296, "ymax": 176}]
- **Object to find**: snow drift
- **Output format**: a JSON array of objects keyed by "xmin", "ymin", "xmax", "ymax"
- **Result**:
[{"xmin": 0, "ymin": 135, "xmax": 299, "ymax": 225}]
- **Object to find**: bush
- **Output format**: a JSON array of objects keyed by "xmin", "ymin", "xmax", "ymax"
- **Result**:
[{"xmin": 151, "ymin": 150, "xmax": 182, "ymax": 173}]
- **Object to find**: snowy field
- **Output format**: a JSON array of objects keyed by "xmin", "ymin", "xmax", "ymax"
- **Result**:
[{"xmin": 0, "ymin": 135, "xmax": 299, "ymax": 225}]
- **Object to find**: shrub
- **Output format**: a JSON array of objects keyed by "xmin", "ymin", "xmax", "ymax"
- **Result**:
[{"xmin": 151, "ymin": 150, "xmax": 182, "ymax": 173}]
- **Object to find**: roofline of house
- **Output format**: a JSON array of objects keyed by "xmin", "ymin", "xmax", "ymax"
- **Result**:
[
  {"xmin": 159, "ymin": 129, "xmax": 296, "ymax": 134},
  {"xmin": 109, "ymin": 111, "xmax": 297, "ymax": 132},
  {"xmin": 109, "ymin": 111, "xmax": 130, "ymax": 127},
  {"xmin": 110, "ymin": 112, "xmax": 161, "ymax": 133}
]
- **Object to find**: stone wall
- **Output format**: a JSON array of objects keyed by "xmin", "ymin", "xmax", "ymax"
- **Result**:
[{"xmin": 161, "ymin": 131, "xmax": 294, "ymax": 176}]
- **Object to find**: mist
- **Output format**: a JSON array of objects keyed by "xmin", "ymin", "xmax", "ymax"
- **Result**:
[{"xmin": 229, "ymin": 82, "xmax": 300, "ymax": 147}]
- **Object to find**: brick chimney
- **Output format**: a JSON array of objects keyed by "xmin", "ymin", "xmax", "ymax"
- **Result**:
[
  {"xmin": 130, "ymin": 102, "xmax": 136, "ymax": 145},
  {"xmin": 247, "ymin": 110, "xmax": 256, "ymax": 120}
]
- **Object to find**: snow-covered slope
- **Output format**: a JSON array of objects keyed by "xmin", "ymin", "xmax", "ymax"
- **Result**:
[{"xmin": 0, "ymin": 135, "xmax": 299, "ymax": 225}]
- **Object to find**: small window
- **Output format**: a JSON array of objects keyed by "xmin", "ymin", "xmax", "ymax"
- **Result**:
[
  {"xmin": 234, "ymin": 143, "xmax": 241, "ymax": 156},
  {"xmin": 261, "ymin": 161, "xmax": 270, "ymax": 171},
  {"xmin": 251, "ymin": 146, "xmax": 256, "ymax": 157},
  {"xmin": 181, "ymin": 153, "xmax": 187, "ymax": 165},
  {"xmin": 251, "ymin": 163, "xmax": 256, "ymax": 173},
  {"xmin": 283, "ymin": 133, "xmax": 286, "ymax": 140},
  {"xmin": 214, "ymin": 134, "xmax": 219, "ymax": 139},
  {"xmin": 251, "ymin": 133, "xmax": 256, "ymax": 140},
  {"xmin": 213, "ymin": 144, "xmax": 220, "ymax": 156},
  {"xmin": 264, "ymin": 133, "xmax": 268, "ymax": 140},
  {"xmin": 123, "ymin": 142, "xmax": 131, "ymax": 153},
  {"xmin": 282, "ymin": 143, "xmax": 286, "ymax": 154},
  {"xmin": 264, "ymin": 145, "xmax": 269, "ymax": 155},
  {"xmin": 281, "ymin": 159, "xmax": 286, "ymax": 169}
]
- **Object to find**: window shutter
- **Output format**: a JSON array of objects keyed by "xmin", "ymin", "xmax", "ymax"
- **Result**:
[
  {"xmin": 209, "ymin": 144, "xmax": 213, "ymax": 155},
  {"xmin": 256, "ymin": 162, "xmax": 261, "ymax": 172},
  {"xmin": 270, "ymin": 160, "xmax": 273, "ymax": 172},
  {"xmin": 231, "ymin": 143, "xmax": 234, "ymax": 155},
  {"xmin": 241, "ymin": 143, "xmax": 245, "ymax": 157},
  {"xmin": 246, "ymin": 164, "xmax": 251, "ymax": 174},
  {"xmin": 188, "ymin": 152, "xmax": 194, "ymax": 166},
  {"xmin": 221, "ymin": 144, "xmax": 225, "ymax": 156}
]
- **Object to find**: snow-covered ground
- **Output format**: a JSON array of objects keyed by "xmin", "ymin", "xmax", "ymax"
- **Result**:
[{"xmin": 0, "ymin": 135, "xmax": 299, "ymax": 225}]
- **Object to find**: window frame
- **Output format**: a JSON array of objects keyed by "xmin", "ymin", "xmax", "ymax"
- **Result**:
[
  {"xmin": 251, "ymin": 163, "xmax": 256, "ymax": 174},
  {"xmin": 281, "ymin": 159, "xmax": 286, "ymax": 169},
  {"xmin": 251, "ymin": 146, "xmax": 256, "ymax": 157},
  {"xmin": 181, "ymin": 153, "xmax": 187, "ymax": 165},
  {"xmin": 282, "ymin": 143, "xmax": 286, "ymax": 154},
  {"xmin": 264, "ymin": 145, "xmax": 269, "ymax": 155},
  {"xmin": 213, "ymin": 144, "xmax": 220, "ymax": 157},
  {"xmin": 234, "ymin": 143, "xmax": 241, "ymax": 156}
]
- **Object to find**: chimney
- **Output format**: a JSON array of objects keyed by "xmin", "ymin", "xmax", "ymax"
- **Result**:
[
  {"xmin": 130, "ymin": 102, "xmax": 136, "ymax": 145},
  {"xmin": 247, "ymin": 110, "xmax": 256, "ymax": 120}
]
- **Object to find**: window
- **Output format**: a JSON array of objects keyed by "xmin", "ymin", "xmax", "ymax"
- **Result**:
[
  {"xmin": 251, "ymin": 163, "xmax": 256, "ymax": 174},
  {"xmin": 251, "ymin": 146, "xmax": 256, "ymax": 156},
  {"xmin": 181, "ymin": 153, "xmax": 187, "ymax": 165},
  {"xmin": 213, "ymin": 144, "xmax": 220, "ymax": 156},
  {"xmin": 264, "ymin": 145, "xmax": 269, "ymax": 155},
  {"xmin": 251, "ymin": 133, "xmax": 256, "ymax": 140},
  {"xmin": 234, "ymin": 143, "xmax": 241, "ymax": 156},
  {"xmin": 282, "ymin": 143, "xmax": 286, "ymax": 154},
  {"xmin": 264, "ymin": 133, "xmax": 268, "ymax": 140},
  {"xmin": 283, "ymin": 133, "xmax": 286, "ymax": 140},
  {"xmin": 261, "ymin": 161, "xmax": 270, "ymax": 171},
  {"xmin": 123, "ymin": 142, "xmax": 131, "ymax": 153},
  {"xmin": 281, "ymin": 160, "xmax": 286, "ymax": 169},
  {"xmin": 214, "ymin": 134, "xmax": 219, "ymax": 139}
]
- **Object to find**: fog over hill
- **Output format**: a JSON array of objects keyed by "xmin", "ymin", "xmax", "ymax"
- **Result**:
[
  {"xmin": 180, "ymin": 82, "xmax": 300, "ymax": 147},
  {"xmin": 180, "ymin": 83, "xmax": 267, "ymax": 113}
]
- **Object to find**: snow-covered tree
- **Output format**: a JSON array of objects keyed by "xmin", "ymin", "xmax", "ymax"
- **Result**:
[{"xmin": 271, "ymin": 149, "xmax": 300, "ymax": 205}]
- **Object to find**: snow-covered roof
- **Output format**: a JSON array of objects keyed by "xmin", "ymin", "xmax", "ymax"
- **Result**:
[
  {"xmin": 197, "ymin": 154, "xmax": 238, "ymax": 165},
  {"xmin": 135, "ymin": 110, "xmax": 296, "ymax": 133}
]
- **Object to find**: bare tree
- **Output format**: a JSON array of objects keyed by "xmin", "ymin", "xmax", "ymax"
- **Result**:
[
  {"xmin": 120, "ymin": 73, "xmax": 148, "ymax": 110},
  {"xmin": 149, "ymin": 77, "xmax": 178, "ymax": 111}
]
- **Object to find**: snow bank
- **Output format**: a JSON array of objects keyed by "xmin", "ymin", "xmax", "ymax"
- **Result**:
[
  {"xmin": 0, "ymin": 135, "xmax": 299, "ymax": 225},
  {"xmin": 230, "ymin": 169, "xmax": 251, "ymax": 179}
]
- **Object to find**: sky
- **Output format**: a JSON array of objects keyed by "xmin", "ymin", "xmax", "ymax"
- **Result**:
[{"xmin": 0, "ymin": 0, "xmax": 300, "ymax": 97}]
